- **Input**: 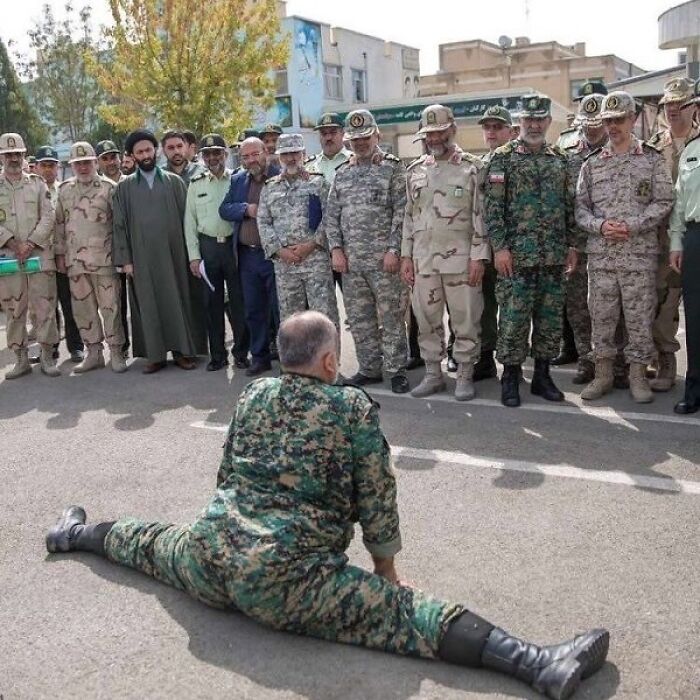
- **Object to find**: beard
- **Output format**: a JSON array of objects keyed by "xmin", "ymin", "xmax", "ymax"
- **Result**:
[
  {"xmin": 282, "ymin": 163, "xmax": 300, "ymax": 176},
  {"xmin": 136, "ymin": 156, "xmax": 156, "ymax": 172}
]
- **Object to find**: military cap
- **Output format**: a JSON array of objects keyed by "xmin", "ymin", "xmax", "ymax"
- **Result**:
[
  {"xmin": 478, "ymin": 105, "xmax": 513, "ymax": 125},
  {"xmin": 27, "ymin": 156, "xmax": 36, "ymax": 165},
  {"xmin": 199, "ymin": 133, "xmax": 226, "ymax": 151},
  {"xmin": 124, "ymin": 129, "xmax": 158, "ymax": 154},
  {"xmin": 0, "ymin": 133, "xmax": 27, "ymax": 154},
  {"xmin": 95, "ymin": 140, "xmax": 120, "ymax": 158},
  {"xmin": 574, "ymin": 80, "xmax": 608, "ymax": 102},
  {"xmin": 519, "ymin": 94, "xmax": 552, "ymax": 118},
  {"xmin": 659, "ymin": 77, "xmax": 695, "ymax": 105},
  {"xmin": 35, "ymin": 145, "xmax": 60, "ymax": 162},
  {"xmin": 69, "ymin": 141, "xmax": 97, "ymax": 163},
  {"xmin": 276, "ymin": 133, "xmax": 305, "ymax": 154},
  {"xmin": 578, "ymin": 94, "xmax": 604, "ymax": 127},
  {"xmin": 314, "ymin": 112, "xmax": 344, "ymax": 130},
  {"xmin": 344, "ymin": 109, "xmax": 378, "ymax": 139},
  {"xmin": 684, "ymin": 78, "xmax": 700, "ymax": 108},
  {"xmin": 259, "ymin": 123, "xmax": 283, "ymax": 136},
  {"xmin": 417, "ymin": 104, "xmax": 455, "ymax": 135},
  {"xmin": 600, "ymin": 91, "xmax": 636, "ymax": 119}
]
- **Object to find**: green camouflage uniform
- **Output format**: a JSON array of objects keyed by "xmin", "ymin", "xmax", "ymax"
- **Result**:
[
  {"xmin": 104, "ymin": 374, "xmax": 463, "ymax": 655},
  {"xmin": 484, "ymin": 140, "xmax": 575, "ymax": 364},
  {"xmin": 325, "ymin": 149, "xmax": 409, "ymax": 377},
  {"xmin": 257, "ymin": 172, "xmax": 339, "ymax": 329}
]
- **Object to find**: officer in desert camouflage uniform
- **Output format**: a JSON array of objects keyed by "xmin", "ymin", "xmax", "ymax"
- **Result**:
[
  {"xmin": 0, "ymin": 132, "xmax": 60, "ymax": 379},
  {"xmin": 326, "ymin": 109, "xmax": 410, "ymax": 394},
  {"xmin": 55, "ymin": 142, "xmax": 126, "ymax": 374},
  {"xmin": 484, "ymin": 95, "xmax": 578, "ymax": 408},
  {"xmin": 576, "ymin": 91, "xmax": 674, "ymax": 404},
  {"xmin": 402, "ymin": 105, "xmax": 489, "ymax": 401},
  {"xmin": 46, "ymin": 310, "xmax": 609, "ymax": 700},
  {"xmin": 645, "ymin": 77, "xmax": 700, "ymax": 392},
  {"xmin": 257, "ymin": 133, "xmax": 339, "ymax": 329}
]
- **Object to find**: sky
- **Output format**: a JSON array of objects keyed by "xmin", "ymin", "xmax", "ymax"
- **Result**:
[{"xmin": 1, "ymin": 0, "xmax": 682, "ymax": 75}]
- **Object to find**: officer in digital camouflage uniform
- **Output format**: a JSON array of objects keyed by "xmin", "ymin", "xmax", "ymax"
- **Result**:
[
  {"xmin": 326, "ymin": 109, "xmax": 410, "ymax": 394},
  {"xmin": 55, "ymin": 142, "xmax": 126, "ymax": 374},
  {"xmin": 46, "ymin": 309, "xmax": 609, "ymax": 700},
  {"xmin": 576, "ymin": 91, "xmax": 674, "ymax": 404},
  {"xmin": 484, "ymin": 96, "xmax": 578, "ymax": 408},
  {"xmin": 257, "ymin": 133, "xmax": 339, "ymax": 330},
  {"xmin": 646, "ymin": 77, "xmax": 700, "ymax": 392},
  {"xmin": 402, "ymin": 105, "xmax": 489, "ymax": 401},
  {"xmin": 556, "ymin": 80, "xmax": 608, "ymax": 151},
  {"xmin": 558, "ymin": 93, "xmax": 610, "ymax": 385},
  {"xmin": 0, "ymin": 132, "xmax": 60, "ymax": 379}
]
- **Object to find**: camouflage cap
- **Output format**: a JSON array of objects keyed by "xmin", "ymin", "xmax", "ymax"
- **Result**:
[
  {"xmin": 519, "ymin": 94, "xmax": 552, "ymax": 118},
  {"xmin": 276, "ymin": 133, "xmax": 305, "ymax": 154},
  {"xmin": 199, "ymin": 133, "xmax": 226, "ymax": 151},
  {"xmin": 0, "ymin": 133, "xmax": 27, "ymax": 154},
  {"xmin": 344, "ymin": 109, "xmax": 378, "ymax": 139},
  {"xmin": 659, "ymin": 77, "xmax": 695, "ymax": 105},
  {"xmin": 95, "ymin": 140, "xmax": 120, "ymax": 158},
  {"xmin": 69, "ymin": 141, "xmax": 97, "ymax": 163},
  {"xmin": 574, "ymin": 80, "xmax": 608, "ymax": 102},
  {"xmin": 578, "ymin": 94, "xmax": 605, "ymax": 127},
  {"xmin": 600, "ymin": 91, "xmax": 636, "ymax": 119},
  {"xmin": 35, "ymin": 145, "xmax": 60, "ymax": 162},
  {"xmin": 314, "ymin": 112, "xmax": 344, "ymax": 130},
  {"xmin": 684, "ymin": 78, "xmax": 700, "ymax": 108},
  {"xmin": 418, "ymin": 104, "xmax": 455, "ymax": 134},
  {"xmin": 478, "ymin": 105, "xmax": 513, "ymax": 125},
  {"xmin": 259, "ymin": 123, "xmax": 283, "ymax": 136}
]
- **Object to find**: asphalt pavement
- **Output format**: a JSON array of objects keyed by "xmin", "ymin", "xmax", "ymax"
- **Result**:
[{"xmin": 1, "ymin": 308, "xmax": 699, "ymax": 700}]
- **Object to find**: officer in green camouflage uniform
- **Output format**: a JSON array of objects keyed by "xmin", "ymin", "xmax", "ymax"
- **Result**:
[
  {"xmin": 326, "ymin": 109, "xmax": 410, "ymax": 394},
  {"xmin": 0, "ymin": 132, "xmax": 60, "ymax": 379},
  {"xmin": 257, "ymin": 133, "xmax": 339, "ymax": 330},
  {"xmin": 484, "ymin": 95, "xmax": 578, "ymax": 408},
  {"xmin": 54, "ymin": 142, "xmax": 126, "ymax": 374},
  {"xmin": 46, "ymin": 310, "xmax": 609, "ymax": 700}
]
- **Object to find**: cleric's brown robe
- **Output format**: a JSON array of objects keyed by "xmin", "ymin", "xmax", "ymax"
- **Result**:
[{"xmin": 112, "ymin": 168, "xmax": 207, "ymax": 361}]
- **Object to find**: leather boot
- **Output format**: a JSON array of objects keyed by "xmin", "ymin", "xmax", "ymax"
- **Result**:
[
  {"xmin": 531, "ymin": 359, "xmax": 564, "ymax": 402},
  {"xmin": 74, "ymin": 344, "xmax": 106, "ymax": 374},
  {"xmin": 481, "ymin": 627, "xmax": 610, "ymax": 700},
  {"xmin": 572, "ymin": 359, "xmax": 595, "ymax": 385},
  {"xmin": 629, "ymin": 362, "xmax": 653, "ymax": 403},
  {"xmin": 39, "ymin": 344, "xmax": 61, "ymax": 377},
  {"xmin": 454, "ymin": 362, "xmax": 475, "ymax": 401},
  {"xmin": 649, "ymin": 352, "xmax": 676, "ymax": 392},
  {"xmin": 551, "ymin": 317, "xmax": 578, "ymax": 366},
  {"xmin": 473, "ymin": 350, "xmax": 497, "ymax": 381},
  {"xmin": 581, "ymin": 359, "xmax": 614, "ymax": 400},
  {"xmin": 5, "ymin": 348, "xmax": 32, "ymax": 380},
  {"xmin": 501, "ymin": 364, "xmax": 521, "ymax": 407},
  {"xmin": 411, "ymin": 362, "xmax": 446, "ymax": 398},
  {"xmin": 45, "ymin": 506, "xmax": 115, "ymax": 556},
  {"xmin": 109, "ymin": 346, "xmax": 128, "ymax": 373}
]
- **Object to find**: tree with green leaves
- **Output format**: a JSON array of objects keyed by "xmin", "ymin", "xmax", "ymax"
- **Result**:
[
  {"xmin": 0, "ymin": 39, "xmax": 47, "ymax": 150},
  {"xmin": 88, "ymin": 0, "xmax": 289, "ymax": 142}
]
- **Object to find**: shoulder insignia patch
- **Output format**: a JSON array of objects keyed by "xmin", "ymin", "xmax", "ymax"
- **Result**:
[
  {"xmin": 643, "ymin": 141, "xmax": 662, "ymax": 154},
  {"xmin": 191, "ymin": 171, "xmax": 206, "ymax": 182},
  {"xmin": 406, "ymin": 155, "xmax": 427, "ymax": 171},
  {"xmin": 583, "ymin": 147, "xmax": 603, "ymax": 162},
  {"xmin": 304, "ymin": 154, "xmax": 318, "ymax": 164},
  {"xmin": 383, "ymin": 153, "xmax": 401, "ymax": 162}
]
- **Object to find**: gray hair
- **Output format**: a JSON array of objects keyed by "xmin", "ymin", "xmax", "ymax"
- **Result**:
[{"xmin": 278, "ymin": 311, "xmax": 338, "ymax": 369}]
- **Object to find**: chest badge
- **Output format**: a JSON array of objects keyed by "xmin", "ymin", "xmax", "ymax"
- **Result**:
[{"xmin": 636, "ymin": 180, "xmax": 651, "ymax": 198}]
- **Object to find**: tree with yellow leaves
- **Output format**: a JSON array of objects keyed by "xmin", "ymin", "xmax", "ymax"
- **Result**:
[{"xmin": 89, "ymin": 0, "xmax": 288, "ymax": 140}]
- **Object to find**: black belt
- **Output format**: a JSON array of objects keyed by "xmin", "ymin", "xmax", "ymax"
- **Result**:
[
  {"xmin": 239, "ymin": 242, "xmax": 262, "ymax": 250},
  {"xmin": 198, "ymin": 233, "xmax": 231, "ymax": 243}
]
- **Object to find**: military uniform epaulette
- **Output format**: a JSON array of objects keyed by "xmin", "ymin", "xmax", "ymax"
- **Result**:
[
  {"xmin": 27, "ymin": 173, "xmax": 42, "ymax": 181},
  {"xmin": 559, "ymin": 126, "xmax": 577, "ymax": 136},
  {"xmin": 58, "ymin": 179, "xmax": 73, "ymax": 188},
  {"xmin": 583, "ymin": 147, "xmax": 603, "ymax": 161},
  {"xmin": 406, "ymin": 155, "xmax": 427, "ymax": 171},
  {"xmin": 335, "ymin": 160, "xmax": 350, "ymax": 171},
  {"xmin": 646, "ymin": 132, "xmax": 663, "ymax": 147},
  {"xmin": 190, "ymin": 171, "xmax": 207, "ymax": 183},
  {"xmin": 643, "ymin": 141, "xmax": 662, "ymax": 154},
  {"xmin": 493, "ymin": 140, "xmax": 517, "ymax": 157},
  {"xmin": 383, "ymin": 153, "xmax": 400, "ymax": 162},
  {"xmin": 564, "ymin": 139, "xmax": 583, "ymax": 152},
  {"xmin": 461, "ymin": 151, "xmax": 483, "ymax": 167},
  {"xmin": 304, "ymin": 153, "xmax": 318, "ymax": 164}
]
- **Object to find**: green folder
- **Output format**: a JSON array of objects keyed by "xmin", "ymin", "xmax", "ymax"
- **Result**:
[{"xmin": 0, "ymin": 256, "xmax": 42, "ymax": 276}]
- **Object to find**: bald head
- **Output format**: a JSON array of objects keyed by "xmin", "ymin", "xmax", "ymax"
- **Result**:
[
  {"xmin": 240, "ymin": 137, "xmax": 267, "ymax": 177},
  {"xmin": 278, "ymin": 311, "xmax": 338, "ymax": 381}
]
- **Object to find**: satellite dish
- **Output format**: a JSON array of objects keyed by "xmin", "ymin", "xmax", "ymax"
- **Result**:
[{"xmin": 498, "ymin": 35, "xmax": 513, "ymax": 49}]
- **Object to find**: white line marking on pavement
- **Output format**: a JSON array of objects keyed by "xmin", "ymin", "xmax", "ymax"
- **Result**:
[
  {"xmin": 189, "ymin": 422, "xmax": 700, "ymax": 495},
  {"xmin": 366, "ymin": 387, "xmax": 700, "ymax": 427}
]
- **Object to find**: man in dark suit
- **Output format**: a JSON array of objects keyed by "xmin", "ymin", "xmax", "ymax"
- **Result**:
[{"xmin": 219, "ymin": 138, "xmax": 281, "ymax": 376}]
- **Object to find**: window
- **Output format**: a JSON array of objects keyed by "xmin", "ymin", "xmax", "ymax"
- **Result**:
[
  {"xmin": 351, "ymin": 69, "xmax": 367, "ymax": 103},
  {"xmin": 323, "ymin": 64, "xmax": 343, "ymax": 100},
  {"xmin": 275, "ymin": 69, "xmax": 288, "ymax": 96}
]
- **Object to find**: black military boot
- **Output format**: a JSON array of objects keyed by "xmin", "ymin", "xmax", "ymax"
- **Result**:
[
  {"xmin": 531, "ymin": 358, "xmax": 565, "ymax": 401},
  {"xmin": 501, "ymin": 364, "xmax": 521, "ymax": 407},
  {"xmin": 551, "ymin": 316, "xmax": 578, "ymax": 366},
  {"xmin": 46, "ymin": 506, "xmax": 115, "ymax": 556},
  {"xmin": 473, "ymin": 350, "xmax": 497, "ymax": 381},
  {"xmin": 572, "ymin": 359, "xmax": 595, "ymax": 385},
  {"xmin": 480, "ymin": 627, "xmax": 610, "ymax": 699}
]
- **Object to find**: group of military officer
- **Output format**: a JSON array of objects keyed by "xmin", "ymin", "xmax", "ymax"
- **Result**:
[{"xmin": 2, "ymin": 76, "xmax": 698, "ymax": 413}]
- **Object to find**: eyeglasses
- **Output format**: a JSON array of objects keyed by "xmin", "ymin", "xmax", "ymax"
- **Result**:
[{"xmin": 241, "ymin": 152, "xmax": 263, "ymax": 160}]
